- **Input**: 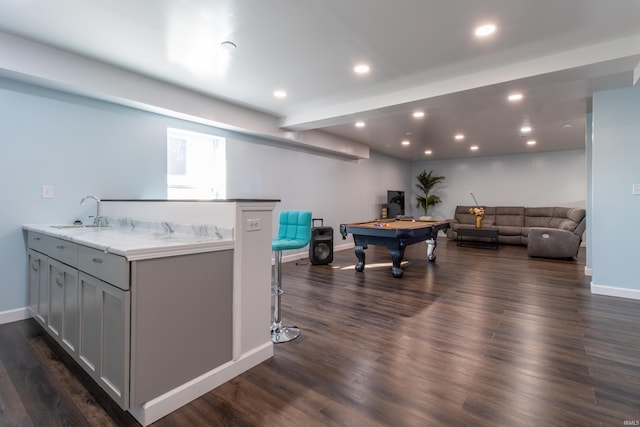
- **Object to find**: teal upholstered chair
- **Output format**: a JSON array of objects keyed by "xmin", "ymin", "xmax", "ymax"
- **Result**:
[{"xmin": 271, "ymin": 210, "xmax": 312, "ymax": 343}]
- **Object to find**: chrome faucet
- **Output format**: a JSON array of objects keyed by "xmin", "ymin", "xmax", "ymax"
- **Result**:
[{"xmin": 80, "ymin": 195, "xmax": 107, "ymax": 227}]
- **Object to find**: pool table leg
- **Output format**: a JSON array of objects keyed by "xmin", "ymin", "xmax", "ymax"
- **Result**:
[
  {"xmin": 354, "ymin": 245, "xmax": 366, "ymax": 272},
  {"xmin": 426, "ymin": 238, "xmax": 437, "ymax": 261},
  {"xmin": 390, "ymin": 247, "xmax": 405, "ymax": 278}
]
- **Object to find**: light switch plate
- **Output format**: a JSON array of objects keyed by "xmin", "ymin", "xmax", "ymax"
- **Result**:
[
  {"xmin": 633, "ymin": 184, "xmax": 640, "ymax": 196},
  {"xmin": 41, "ymin": 185, "xmax": 54, "ymax": 198}
]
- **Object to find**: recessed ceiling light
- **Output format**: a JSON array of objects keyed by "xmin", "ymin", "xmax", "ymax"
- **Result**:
[
  {"xmin": 413, "ymin": 111, "xmax": 425, "ymax": 118},
  {"xmin": 401, "ymin": 140, "xmax": 410, "ymax": 146},
  {"xmin": 424, "ymin": 150, "xmax": 433, "ymax": 155},
  {"xmin": 354, "ymin": 64, "xmax": 370, "ymax": 74},
  {"xmin": 562, "ymin": 123, "xmax": 573, "ymax": 129},
  {"xmin": 355, "ymin": 121, "xmax": 365, "ymax": 128},
  {"xmin": 475, "ymin": 24, "xmax": 497, "ymax": 37},
  {"xmin": 520, "ymin": 126, "xmax": 532, "ymax": 133},
  {"xmin": 454, "ymin": 133, "xmax": 465, "ymax": 141},
  {"xmin": 508, "ymin": 93, "xmax": 523, "ymax": 102},
  {"xmin": 470, "ymin": 145, "xmax": 479, "ymax": 151},
  {"xmin": 527, "ymin": 140, "xmax": 537, "ymax": 146},
  {"xmin": 220, "ymin": 41, "xmax": 237, "ymax": 51},
  {"xmin": 273, "ymin": 90, "xmax": 287, "ymax": 98}
]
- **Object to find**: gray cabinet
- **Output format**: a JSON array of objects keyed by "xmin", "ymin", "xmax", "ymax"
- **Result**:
[
  {"xmin": 78, "ymin": 272, "xmax": 130, "ymax": 407},
  {"xmin": 48, "ymin": 258, "xmax": 80, "ymax": 355},
  {"xmin": 27, "ymin": 231, "xmax": 130, "ymax": 409},
  {"xmin": 130, "ymin": 250, "xmax": 233, "ymax": 406},
  {"xmin": 27, "ymin": 249, "xmax": 48, "ymax": 325},
  {"xmin": 26, "ymin": 229, "xmax": 234, "ymax": 414}
]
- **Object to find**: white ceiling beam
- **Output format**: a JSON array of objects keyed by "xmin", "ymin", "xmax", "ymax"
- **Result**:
[{"xmin": 281, "ymin": 35, "xmax": 640, "ymax": 130}]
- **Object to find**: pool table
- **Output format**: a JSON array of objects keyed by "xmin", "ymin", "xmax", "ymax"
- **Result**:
[{"xmin": 339, "ymin": 219, "xmax": 450, "ymax": 278}]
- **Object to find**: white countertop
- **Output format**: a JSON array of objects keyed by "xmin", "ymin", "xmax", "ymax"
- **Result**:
[{"xmin": 23, "ymin": 224, "xmax": 235, "ymax": 260}]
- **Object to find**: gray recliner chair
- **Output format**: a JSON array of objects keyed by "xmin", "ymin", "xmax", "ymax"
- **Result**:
[{"xmin": 527, "ymin": 208, "xmax": 586, "ymax": 259}]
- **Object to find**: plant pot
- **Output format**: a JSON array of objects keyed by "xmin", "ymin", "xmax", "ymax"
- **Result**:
[{"xmin": 475, "ymin": 216, "xmax": 483, "ymax": 229}]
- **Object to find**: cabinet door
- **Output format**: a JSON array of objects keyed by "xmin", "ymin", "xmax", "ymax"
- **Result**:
[
  {"xmin": 78, "ymin": 273, "xmax": 100, "ymax": 376},
  {"xmin": 78, "ymin": 273, "xmax": 130, "ymax": 409},
  {"xmin": 48, "ymin": 259, "xmax": 79, "ymax": 355},
  {"xmin": 27, "ymin": 249, "xmax": 48, "ymax": 324}
]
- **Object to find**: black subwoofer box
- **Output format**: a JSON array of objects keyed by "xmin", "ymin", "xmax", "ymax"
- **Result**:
[{"xmin": 310, "ymin": 218, "xmax": 333, "ymax": 265}]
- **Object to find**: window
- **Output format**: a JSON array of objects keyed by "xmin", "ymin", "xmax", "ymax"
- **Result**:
[{"xmin": 167, "ymin": 128, "xmax": 226, "ymax": 199}]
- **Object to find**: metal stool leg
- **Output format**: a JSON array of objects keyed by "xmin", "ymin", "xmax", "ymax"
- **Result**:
[{"xmin": 270, "ymin": 250, "xmax": 300, "ymax": 343}]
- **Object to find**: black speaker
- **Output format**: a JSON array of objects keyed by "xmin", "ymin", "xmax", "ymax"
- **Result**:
[{"xmin": 310, "ymin": 218, "xmax": 333, "ymax": 265}]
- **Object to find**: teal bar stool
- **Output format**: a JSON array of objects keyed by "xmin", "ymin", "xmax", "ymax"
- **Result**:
[{"xmin": 271, "ymin": 210, "xmax": 312, "ymax": 343}]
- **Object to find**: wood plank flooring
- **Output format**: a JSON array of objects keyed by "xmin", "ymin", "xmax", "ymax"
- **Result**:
[{"xmin": 2, "ymin": 238, "xmax": 640, "ymax": 426}]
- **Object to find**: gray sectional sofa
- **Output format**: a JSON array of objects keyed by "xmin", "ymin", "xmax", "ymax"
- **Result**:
[{"xmin": 447, "ymin": 206, "xmax": 586, "ymax": 259}]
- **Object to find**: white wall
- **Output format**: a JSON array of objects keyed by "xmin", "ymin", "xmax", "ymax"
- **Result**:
[
  {"xmin": 0, "ymin": 77, "xmax": 409, "ymax": 315},
  {"xmin": 591, "ymin": 85, "xmax": 640, "ymax": 298},
  {"xmin": 410, "ymin": 149, "xmax": 586, "ymax": 220}
]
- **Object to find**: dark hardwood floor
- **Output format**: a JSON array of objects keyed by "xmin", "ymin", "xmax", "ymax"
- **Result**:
[{"xmin": 2, "ymin": 238, "xmax": 640, "ymax": 426}]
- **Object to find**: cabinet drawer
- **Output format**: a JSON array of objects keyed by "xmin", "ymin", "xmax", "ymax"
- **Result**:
[
  {"xmin": 28, "ymin": 231, "xmax": 48, "ymax": 253},
  {"xmin": 46, "ymin": 236, "xmax": 79, "ymax": 267},
  {"xmin": 78, "ymin": 246, "xmax": 129, "ymax": 290},
  {"xmin": 28, "ymin": 232, "xmax": 78, "ymax": 267}
]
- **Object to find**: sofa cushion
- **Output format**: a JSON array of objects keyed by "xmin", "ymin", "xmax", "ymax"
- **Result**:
[
  {"xmin": 566, "ymin": 207, "xmax": 586, "ymax": 223},
  {"xmin": 524, "ymin": 207, "xmax": 555, "ymax": 227},
  {"xmin": 525, "ymin": 206, "xmax": 555, "ymax": 216},
  {"xmin": 552, "ymin": 207, "xmax": 585, "ymax": 232},
  {"xmin": 495, "ymin": 206, "xmax": 524, "ymax": 227},
  {"xmin": 497, "ymin": 226, "xmax": 523, "ymax": 236},
  {"xmin": 548, "ymin": 217, "xmax": 566, "ymax": 228},
  {"xmin": 558, "ymin": 219, "xmax": 578, "ymax": 232}
]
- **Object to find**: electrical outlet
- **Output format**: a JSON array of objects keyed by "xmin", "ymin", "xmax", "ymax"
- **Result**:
[
  {"xmin": 633, "ymin": 184, "xmax": 640, "ymax": 195},
  {"xmin": 246, "ymin": 218, "xmax": 261, "ymax": 232},
  {"xmin": 41, "ymin": 185, "xmax": 54, "ymax": 198}
]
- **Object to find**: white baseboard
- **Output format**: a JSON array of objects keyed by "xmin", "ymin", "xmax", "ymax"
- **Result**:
[
  {"xmin": 129, "ymin": 341, "xmax": 273, "ymax": 426},
  {"xmin": 0, "ymin": 307, "xmax": 30, "ymax": 325},
  {"xmin": 591, "ymin": 283, "xmax": 640, "ymax": 300}
]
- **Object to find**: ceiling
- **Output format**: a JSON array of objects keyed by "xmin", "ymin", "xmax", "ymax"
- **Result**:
[{"xmin": 1, "ymin": 0, "xmax": 639, "ymax": 161}]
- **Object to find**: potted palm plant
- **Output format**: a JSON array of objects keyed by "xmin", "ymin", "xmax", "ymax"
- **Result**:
[{"xmin": 415, "ymin": 170, "xmax": 445, "ymax": 219}]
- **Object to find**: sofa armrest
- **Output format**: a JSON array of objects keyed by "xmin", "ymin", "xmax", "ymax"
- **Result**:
[
  {"xmin": 446, "ymin": 218, "xmax": 458, "ymax": 239},
  {"xmin": 528, "ymin": 227, "xmax": 581, "ymax": 258}
]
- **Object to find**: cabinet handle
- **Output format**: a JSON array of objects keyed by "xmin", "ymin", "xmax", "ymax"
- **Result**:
[
  {"xmin": 92, "ymin": 258, "xmax": 103, "ymax": 264},
  {"xmin": 55, "ymin": 272, "xmax": 64, "ymax": 286},
  {"xmin": 33, "ymin": 237, "xmax": 41, "ymax": 241},
  {"xmin": 31, "ymin": 260, "xmax": 39, "ymax": 272},
  {"xmin": 56, "ymin": 245, "xmax": 65, "ymax": 249}
]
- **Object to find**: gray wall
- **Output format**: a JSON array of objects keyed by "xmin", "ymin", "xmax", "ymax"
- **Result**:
[
  {"xmin": 227, "ymin": 137, "xmax": 409, "ymax": 227},
  {"xmin": 591, "ymin": 85, "xmax": 640, "ymax": 296},
  {"xmin": 409, "ymin": 150, "xmax": 586, "ymax": 220},
  {"xmin": 0, "ymin": 78, "xmax": 409, "ymax": 313}
]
